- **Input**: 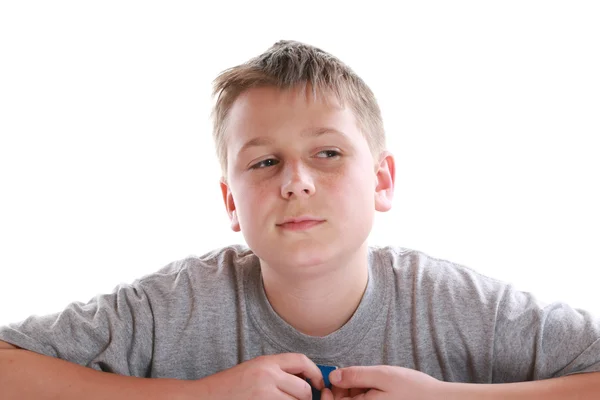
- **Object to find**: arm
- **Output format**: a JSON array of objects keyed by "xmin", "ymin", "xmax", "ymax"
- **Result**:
[
  {"xmin": 0, "ymin": 280, "xmax": 156, "ymax": 376},
  {"xmin": 447, "ymin": 372, "xmax": 600, "ymax": 399},
  {"xmin": 0, "ymin": 346, "xmax": 201, "ymax": 400},
  {"xmin": 324, "ymin": 366, "xmax": 600, "ymax": 400}
]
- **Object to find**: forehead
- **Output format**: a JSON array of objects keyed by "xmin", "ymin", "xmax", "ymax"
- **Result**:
[{"xmin": 225, "ymin": 86, "xmax": 363, "ymax": 150}]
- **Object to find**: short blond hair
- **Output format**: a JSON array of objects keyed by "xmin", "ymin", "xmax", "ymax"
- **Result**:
[{"xmin": 211, "ymin": 40, "xmax": 385, "ymax": 180}]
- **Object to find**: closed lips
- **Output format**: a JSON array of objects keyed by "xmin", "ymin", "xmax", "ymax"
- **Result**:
[{"xmin": 278, "ymin": 217, "xmax": 324, "ymax": 225}]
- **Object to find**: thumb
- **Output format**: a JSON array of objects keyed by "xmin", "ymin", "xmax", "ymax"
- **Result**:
[{"xmin": 329, "ymin": 366, "xmax": 379, "ymax": 389}]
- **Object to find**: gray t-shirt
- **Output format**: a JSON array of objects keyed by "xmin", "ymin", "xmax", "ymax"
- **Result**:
[{"xmin": 1, "ymin": 245, "xmax": 600, "ymax": 383}]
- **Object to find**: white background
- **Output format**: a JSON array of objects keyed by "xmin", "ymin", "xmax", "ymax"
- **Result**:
[{"xmin": 0, "ymin": 1, "xmax": 598, "ymax": 327}]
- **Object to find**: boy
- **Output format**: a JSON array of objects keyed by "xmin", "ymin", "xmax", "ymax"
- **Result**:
[{"xmin": 1, "ymin": 40, "xmax": 600, "ymax": 399}]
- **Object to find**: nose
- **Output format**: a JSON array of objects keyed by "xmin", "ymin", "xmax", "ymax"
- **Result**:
[{"xmin": 280, "ymin": 161, "xmax": 316, "ymax": 199}]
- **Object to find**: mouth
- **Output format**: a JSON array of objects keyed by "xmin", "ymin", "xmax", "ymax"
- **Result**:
[{"xmin": 277, "ymin": 218, "xmax": 326, "ymax": 231}]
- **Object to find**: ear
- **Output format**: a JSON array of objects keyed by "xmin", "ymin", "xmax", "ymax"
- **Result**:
[
  {"xmin": 220, "ymin": 177, "xmax": 241, "ymax": 232},
  {"xmin": 374, "ymin": 151, "xmax": 395, "ymax": 212}
]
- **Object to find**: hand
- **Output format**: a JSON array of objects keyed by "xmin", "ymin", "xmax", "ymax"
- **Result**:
[
  {"xmin": 320, "ymin": 365, "xmax": 444, "ymax": 400},
  {"xmin": 193, "ymin": 353, "xmax": 325, "ymax": 400}
]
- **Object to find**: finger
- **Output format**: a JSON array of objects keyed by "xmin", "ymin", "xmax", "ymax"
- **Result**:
[
  {"xmin": 276, "ymin": 371, "xmax": 315, "ymax": 400},
  {"xmin": 280, "ymin": 393, "xmax": 301, "ymax": 400},
  {"xmin": 329, "ymin": 366, "xmax": 389, "ymax": 390},
  {"xmin": 348, "ymin": 391, "xmax": 369, "ymax": 400},
  {"xmin": 330, "ymin": 384, "xmax": 349, "ymax": 399},
  {"xmin": 350, "ymin": 390, "xmax": 385, "ymax": 400},
  {"xmin": 349, "ymin": 388, "xmax": 367, "ymax": 397},
  {"xmin": 275, "ymin": 353, "xmax": 325, "ymax": 390},
  {"xmin": 340, "ymin": 395, "xmax": 369, "ymax": 400},
  {"xmin": 320, "ymin": 388, "xmax": 334, "ymax": 400}
]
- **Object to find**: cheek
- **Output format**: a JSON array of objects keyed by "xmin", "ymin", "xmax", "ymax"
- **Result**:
[
  {"xmin": 237, "ymin": 183, "xmax": 271, "ymax": 220},
  {"xmin": 342, "ymin": 163, "xmax": 374, "ymax": 192},
  {"xmin": 323, "ymin": 171, "xmax": 372, "ymax": 210}
]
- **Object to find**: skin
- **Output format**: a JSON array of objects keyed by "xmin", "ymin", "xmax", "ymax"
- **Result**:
[
  {"xmin": 218, "ymin": 85, "xmax": 600, "ymax": 399},
  {"xmin": 220, "ymin": 85, "xmax": 395, "ymax": 338}
]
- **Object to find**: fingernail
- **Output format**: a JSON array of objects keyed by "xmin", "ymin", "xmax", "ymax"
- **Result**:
[{"xmin": 330, "ymin": 369, "xmax": 341, "ymax": 383}]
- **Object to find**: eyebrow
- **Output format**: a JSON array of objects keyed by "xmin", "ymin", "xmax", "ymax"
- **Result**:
[{"xmin": 238, "ymin": 127, "xmax": 347, "ymax": 155}]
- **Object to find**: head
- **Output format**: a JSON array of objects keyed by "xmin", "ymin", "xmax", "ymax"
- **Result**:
[{"xmin": 211, "ymin": 40, "xmax": 395, "ymax": 274}]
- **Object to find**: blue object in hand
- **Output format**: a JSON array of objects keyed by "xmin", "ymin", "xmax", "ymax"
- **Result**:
[{"xmin": 308, "ymin": 364, "xmax": 338, "ymax": 400}]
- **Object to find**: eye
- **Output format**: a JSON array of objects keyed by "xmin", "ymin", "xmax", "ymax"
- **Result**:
[
  {"xmin": 316, "ymin": 150, "xmax": 341, "ymax": 159},
  {"xmin": 250, "ymin": 158, "xmax": 279, "ymax": 170},
  {"xmin": 249, "ymin": 150, "xmax": 341, "ymax": 170}
]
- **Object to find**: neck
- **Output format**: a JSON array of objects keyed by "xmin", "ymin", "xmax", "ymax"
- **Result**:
[{"xmin": 260, "ymin": 243, "xmax": 369, "ymax": 337}]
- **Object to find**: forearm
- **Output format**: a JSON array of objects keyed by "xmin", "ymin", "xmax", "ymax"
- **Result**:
[
  {"xmin": 0, "ymin": 349, "xmax": 201, "ymax": 400},
  {"xmin": 445, "ymin": 372, "xmax": 600, "ymax": 400}
]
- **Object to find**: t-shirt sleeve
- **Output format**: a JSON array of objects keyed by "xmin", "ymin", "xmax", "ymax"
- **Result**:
[
  {"xmin": 492, "ymin": 285, "xmax": 600, "ymax": 382},
  {"xmin": 0, "ymin": 280, "xmax": 154, "ymax": 377}
]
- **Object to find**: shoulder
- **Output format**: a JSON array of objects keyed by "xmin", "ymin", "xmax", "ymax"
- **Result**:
[
  {"xmin": 128, "ymin": 244, "xmax": 257, "ymax": 296},
  {"xmin": 369, "ymin": 245, "xmax": 509, "ymax": 299}
]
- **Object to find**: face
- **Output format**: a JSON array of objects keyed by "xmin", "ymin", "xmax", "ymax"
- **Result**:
[{"xmin": 220, "ymin": 85, "xmax": 395, "ymax": 275}]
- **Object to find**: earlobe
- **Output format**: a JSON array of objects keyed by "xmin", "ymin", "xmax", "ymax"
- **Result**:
[
  {"xmin": 219, "ymin": 178, "xmax": 241, "ymax": 232},
  {"xmin": 230, "ymin": 210, "xmax": 241, "ymax": 232},
  {"xmin": 374, "ymin": 151, "xmax": 395, "ymax": 212}
]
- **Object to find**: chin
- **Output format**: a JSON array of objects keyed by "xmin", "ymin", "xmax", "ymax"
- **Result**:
[{"xmin": 262, "ymin": 240, "xmax": 334, "ymax": 268}]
